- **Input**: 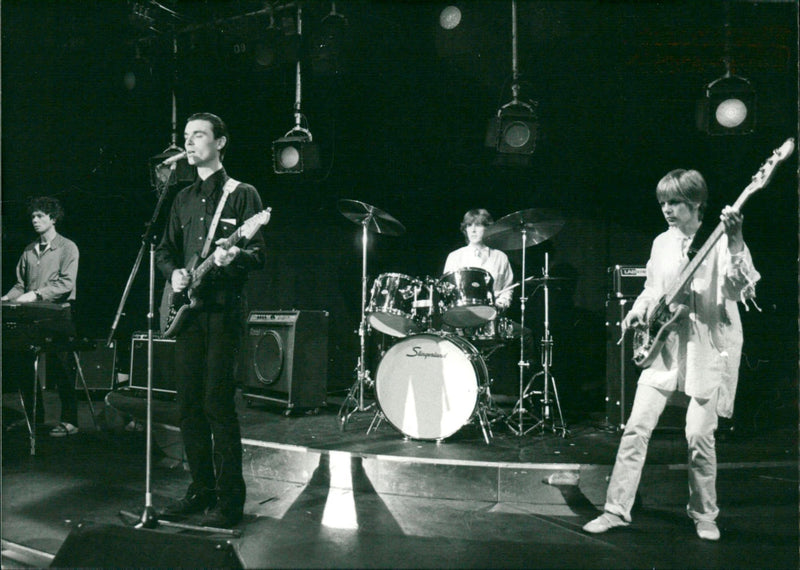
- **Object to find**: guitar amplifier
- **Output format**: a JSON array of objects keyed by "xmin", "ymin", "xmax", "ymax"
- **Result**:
[
  {"xmin": 129, "ymin": 333, "xmax": 177, "ymax": 395},
  {"xmin": 608, "ymin": 265, "xmax": 646, "ymax": 299},
  {"xmin": 239, "ymin": 311, "xmax": 328, "ymax": 412},
  {"xmin": 605, "ymin": 298, "xmax": 640, "ymax": 430}
]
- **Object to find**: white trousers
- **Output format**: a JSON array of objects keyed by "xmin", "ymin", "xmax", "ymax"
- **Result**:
[{"xmin": 604, "ymin": 383, "xmax": 719, "ymax": 523}]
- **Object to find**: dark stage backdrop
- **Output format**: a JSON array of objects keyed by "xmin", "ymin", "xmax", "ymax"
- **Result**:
[{"xmin": 2, "ymin": 1, "xmax": 797, "ymax": 411}]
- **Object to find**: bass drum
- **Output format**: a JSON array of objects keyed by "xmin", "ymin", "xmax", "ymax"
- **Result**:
[{"xmin": 375, "ymin": 333, "xmax": 487, "ymax": 441}]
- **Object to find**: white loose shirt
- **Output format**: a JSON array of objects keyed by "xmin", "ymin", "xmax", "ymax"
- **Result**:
[
  {"xmin": 443, "ymin": 246, "xmax": 514, "ymax": 307},
  {"xmin": 631, "ymin": 226, "xmax": 760, "ymax": 418}
]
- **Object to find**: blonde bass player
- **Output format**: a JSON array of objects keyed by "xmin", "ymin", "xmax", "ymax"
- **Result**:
[{"xmin": 583, "ymin": 168, "xmax": 761, "ymax": 541}]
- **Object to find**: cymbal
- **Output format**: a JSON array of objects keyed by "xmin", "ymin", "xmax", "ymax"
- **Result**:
[
  {"xmin": 497, "ymin": 275, "xmax": 573, "ymax": 295},
  {"xmin": 483, "ymin": 208, "xmax": 564, "ymax": 250},
  {"xmin": 337, "ymin": 199, "xmax": 406, "ymax": 236},
  {"xmin": 525, "ymin": 275, "xmax": 572, "ymax": 285}
]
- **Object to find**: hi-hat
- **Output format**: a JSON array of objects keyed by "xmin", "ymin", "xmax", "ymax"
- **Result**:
[
  {"xmin": 484, "ymin": 208, "xmax": 564, "ymax": 250},
  {"xmin": 338, "ymin": 199, "xmax": 406, "ymax": 236}
]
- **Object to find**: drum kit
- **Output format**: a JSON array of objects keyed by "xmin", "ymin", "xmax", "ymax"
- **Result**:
[{"xmin": 337, "ymin": 199, "xmax": 569, "ymax": 443}]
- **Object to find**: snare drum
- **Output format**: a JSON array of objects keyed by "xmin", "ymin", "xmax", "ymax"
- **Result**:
[
  {"xmin": 375, "ymin": 333, "xmax": 487, "ymax": 441},
  {"xmin": 366, "ymin": 273, "xmax": 422, "ymax": 337},
  {"xmin": 438, "ymin": 267, "xmax": 497, "ymax": 328}
]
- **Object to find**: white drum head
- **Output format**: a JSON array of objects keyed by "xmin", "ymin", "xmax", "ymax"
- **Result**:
[{"xmin": 375, "ymin": 334, "xmax": 479, "ymax": 440}]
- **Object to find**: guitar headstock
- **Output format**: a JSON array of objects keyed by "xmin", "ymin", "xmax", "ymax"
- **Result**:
[
  {"xmin": 240, "ymin": 208, "xmax": 272, "ymax": 240},
  {"xmin": 738, "ymin": 138, "xmax": 795, "ymax": 206}
]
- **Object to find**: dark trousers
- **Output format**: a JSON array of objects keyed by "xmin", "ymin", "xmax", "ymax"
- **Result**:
[
  {"xmin": 173, "ymin": 308, "xmax": 245, "ymax": 514},
  {"xmin": 2, "ymin": 349, "xmax": 77, "ymax": 425}
]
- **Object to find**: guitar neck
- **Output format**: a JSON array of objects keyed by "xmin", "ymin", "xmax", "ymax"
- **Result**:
[
  {"xmin": 663, "ymin": 176, "xmax": 758, "ymax": 306},
  {"xmin": 193, "ymin": 227, "xmax": 244, "ymax": 282}
]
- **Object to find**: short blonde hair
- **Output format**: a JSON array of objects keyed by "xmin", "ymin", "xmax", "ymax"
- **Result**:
[{"xmin": 656, "ymin": 169, "xmax": 708, "ymax": 220}]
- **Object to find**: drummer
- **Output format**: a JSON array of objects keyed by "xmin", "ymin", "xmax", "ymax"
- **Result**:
[{"xmin": 443, "ymin": 209, "xmax": 513, "ymax": 312}]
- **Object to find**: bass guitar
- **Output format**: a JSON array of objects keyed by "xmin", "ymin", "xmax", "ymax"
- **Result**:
[
  {"xmin": 160, "ymin": 208, "xmax": 272, "ymax": 339},
  {"xmin": 631, "ymin": 138, "xmax": 795, "ymax": 368}
]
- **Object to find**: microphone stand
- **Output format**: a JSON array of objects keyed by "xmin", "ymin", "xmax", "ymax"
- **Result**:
[{"xmin": 116, "ymin": 164, "xmax": 239, "ymax": 536}]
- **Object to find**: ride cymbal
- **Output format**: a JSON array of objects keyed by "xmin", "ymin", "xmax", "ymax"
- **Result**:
[{"xmin": 483, "ymin": 208, "xmax": 564, "ymax": 250}]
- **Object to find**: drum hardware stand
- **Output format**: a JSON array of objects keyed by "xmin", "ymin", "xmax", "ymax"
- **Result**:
[
  {"xmin": 336, "ymin": 200, "xmax": 405, "ymax": 431},
  {"xmin": 338, "ymin": 220, "xmax": 376, "ymax": 429},
  {"xmin": 507, "ymin": 228, "xmax": 540, "ymax": 435},
  {"xmin": 516, "ymin": 253, "xmax": 568, "ymax": 437}
]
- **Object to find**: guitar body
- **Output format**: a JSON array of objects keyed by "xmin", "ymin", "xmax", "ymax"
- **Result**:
[
  {"xmin": 160, "ymin": 280, "xmax": 204, "ymax": 339},
  {"xmin": 631, "ymin": 299, "xmax": 688, "ymax": 368},
  {"xmin": 159, "ymin": 208, "xmax": 272, "ymax": 339}
]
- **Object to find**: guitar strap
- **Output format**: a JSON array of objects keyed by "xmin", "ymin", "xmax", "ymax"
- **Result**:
[
  {"xmin": 686, "ymin": 220, "xmax": 713, "ymax": 261},
  {"xmin": 201, "ymin": 177, "xmax": 239, "ymax": 258}
]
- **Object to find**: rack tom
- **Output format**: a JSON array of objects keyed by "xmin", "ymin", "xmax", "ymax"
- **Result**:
[{"xmin": 438, "ymin": 267, "xmax": 497, "ymax": 328}]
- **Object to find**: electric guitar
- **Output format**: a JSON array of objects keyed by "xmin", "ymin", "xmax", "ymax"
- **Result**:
[
  {"xmin": 160, "ymin": 208, "xmax": 272, "ymax": 339},
  {"xmin": 631, "ymin": 138, "xmax": 795, "ymax": 369}
]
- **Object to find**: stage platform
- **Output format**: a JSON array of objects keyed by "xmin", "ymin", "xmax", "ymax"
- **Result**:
[
  {"xmin": 105, "ymin": 387, "xmax": 796, "ymax": 509},
  {"xmin": 2, "ymin": 387, "xmax": 797, "ymax": 568}
]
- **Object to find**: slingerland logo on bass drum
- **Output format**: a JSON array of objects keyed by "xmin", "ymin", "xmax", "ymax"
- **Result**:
[{"xmin": 406, "ymin": 346, "xmax": 448, "ymax": 359}]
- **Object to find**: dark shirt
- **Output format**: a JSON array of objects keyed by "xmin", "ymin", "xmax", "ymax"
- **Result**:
[{"xmin": 155, "ymin": 167, "xmax": 267, "ymax": 293}]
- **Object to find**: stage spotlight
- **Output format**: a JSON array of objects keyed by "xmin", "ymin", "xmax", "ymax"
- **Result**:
[
  {"xmin": 485, "ymin": 1, "xmax": 539, "ymax": 166},
  {"xmin": 697, "ymin": 72, "xmax": 756, "ymax": 135},
  {"xmin": 272, "ymin": 5, "xmax": 320, "ymax": 175},
  {"xmin": 272, "ymin": 131, "xmax": 320, "ymax": 174},
  {"xmin": 486, "ymin": 102, "xmax": 539, "ymax": 155},
  {"xmin": 439, "ymin": 6, "xmax": 462, "ymax": 30}
]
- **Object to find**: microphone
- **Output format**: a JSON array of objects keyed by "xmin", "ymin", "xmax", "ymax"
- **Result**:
[{"xmin": 157, "ymin": 151, "xmax": 187, "ymax": 167}]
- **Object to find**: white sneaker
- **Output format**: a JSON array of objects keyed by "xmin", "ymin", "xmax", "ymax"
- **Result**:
[
  {"xmin": 582, "ymin": 512, "xmax": 630, "ymax": 534},
  {"xmin": 695, "ymin": 520, "xmax": 720, "ymax": 541},
  {"xmin": 50, "ymin": 422, "xmax": 79, "ymax": 437}
]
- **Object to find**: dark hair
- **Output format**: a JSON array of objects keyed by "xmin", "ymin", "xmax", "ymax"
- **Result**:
[
  {"xmin": 656, "ymin": 169, "xmax": 708, "ymax": 220},
  {"xmin": 27, "ymin": 196, "xmax": 64, "ymax": 223},
  {"xmin": 460, "ymin": 208, "xmax": 494, "ymax": 240},
  {"xmin": 187, "ymin": 112, "xmax": 229, "ymax": 159}
]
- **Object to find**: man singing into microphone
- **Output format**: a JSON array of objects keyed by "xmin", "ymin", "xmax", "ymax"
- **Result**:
[{"xmin": 156, "ymin": 113, "xmax": 266, "ymax": 528}]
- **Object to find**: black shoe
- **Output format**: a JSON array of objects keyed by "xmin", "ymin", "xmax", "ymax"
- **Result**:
[
  {"xmin": 161, "ymin": 489, "xmax": 216, "ymax": 519},
  {"xmin": 200, "ymin": 505, "xmax": 243, "ymax": 529}
]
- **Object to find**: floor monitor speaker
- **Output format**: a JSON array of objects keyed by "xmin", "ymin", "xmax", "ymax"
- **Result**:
[{"xmin": 51, "ymin": 523, "xmax": 243, "ymax": 568}]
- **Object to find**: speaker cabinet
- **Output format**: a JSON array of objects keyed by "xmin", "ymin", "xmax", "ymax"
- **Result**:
[
  {"xmin": 74, "ymin": 340, "xmax": 117, "ymax": 390},
  {"xmin": 51, "ymin": 523, "xmax": 243, "ymax": 568},
  {"xmin": 240, "ymin": 310, "xmax": 328, "ymax": 412},
  {"xmin": 129, "ymin": 333, "xmax": 177, "ymax": 395},
  {"xmin": 605, "ymin": 298, "xmax": 640, "ymax": 430}
]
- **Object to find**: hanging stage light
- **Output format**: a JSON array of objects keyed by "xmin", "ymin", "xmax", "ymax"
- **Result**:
[
  {"xmin": 272, "ymin": 5, "xmax": 320, "ymax": 174},
  {"xmin": 697, "ymin": 71, "xmax": 756, "ymax": 135},
  {"xmin": 272, "ymin": 129, "xmax": 320, "ymax": 174},
  {"xmin": 696, "ymin": 3, "xmax": 756, "ymax": 136},
  {"xmin": 486, "ymin": 99, "xmax": 539, "ymax": 156},
  {"xmin": 485, "ymin": 1, "xmax": 539, "ymax": 165}
]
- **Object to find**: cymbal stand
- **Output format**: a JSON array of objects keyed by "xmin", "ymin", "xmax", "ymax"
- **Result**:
[
  {"xmin": 507, "ymin": 228, "xmax": 538, "ymax": 435},
  {"xmin": 520, "ymin": 252, "xmax": 567, "ymax": 437},
  {"xmin": 338, "ymin": 220, "xmax": 375, "ymax": 429}
]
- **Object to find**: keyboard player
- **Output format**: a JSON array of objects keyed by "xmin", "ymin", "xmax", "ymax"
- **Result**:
[{"xmin": 2, "ymin": 196, "xmax": 80, "ymax": 437}]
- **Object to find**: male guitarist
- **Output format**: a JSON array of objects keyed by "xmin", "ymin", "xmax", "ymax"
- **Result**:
[
  {"xmin": 155, "ymin": 112, "xmax": 266, "ymax": 528},
  {"xmin": 583, "ymin": 169, "xmax": 760, "ymax": 541}
]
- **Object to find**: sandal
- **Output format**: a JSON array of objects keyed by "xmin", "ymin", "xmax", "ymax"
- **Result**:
[{"xmin": 50, "ymin": 422, "xmax": 79, "ymax": 437}]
